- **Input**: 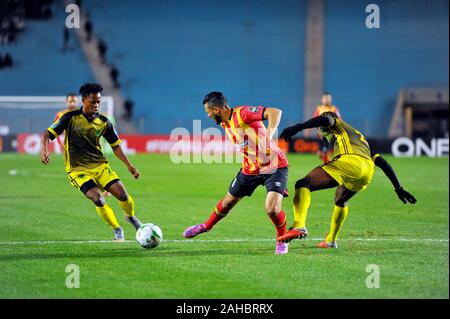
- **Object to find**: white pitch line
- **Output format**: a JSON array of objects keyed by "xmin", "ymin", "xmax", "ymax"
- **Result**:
[{"xmin": 0, "ymin": 237, "xmax": 447, "ymax": 246}]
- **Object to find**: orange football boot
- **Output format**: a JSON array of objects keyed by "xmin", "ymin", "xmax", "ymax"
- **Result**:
[
  {"xmin": 317, "ymin": 235, "xmax": 338, "ymax": 249},
  {"xmin": 276, "ymin": 227, "xmax": 308, "ymax": 243}
]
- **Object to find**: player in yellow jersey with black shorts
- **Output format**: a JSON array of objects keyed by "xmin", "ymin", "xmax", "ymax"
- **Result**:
[
  {"xmin": 40, "ymin": 83, "xmax": 142, "ymax": 241},
  {"xmin": 278, "ymin": 112, "xmax": 417, "ymax": 249}
]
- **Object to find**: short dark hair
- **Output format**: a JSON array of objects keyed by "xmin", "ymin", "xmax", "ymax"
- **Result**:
[
  {"xmin": 66, "ymin": 92, "xmax": 77, "ymax": 98},
  {"xmin": 203, "ymin": 91, "xmax": 227, "ymax": 108},
  {"xmin": 79, "ymin": 83, "xmax": 103, "ymax": 98},
  {"xmin": 322, "ymin": 91, "xmax": 331, "ymax": 96}
]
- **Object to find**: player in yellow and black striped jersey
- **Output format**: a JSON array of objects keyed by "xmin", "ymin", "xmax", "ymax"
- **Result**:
[
  {"xmin": 278, "ymin": 111, "xmax": 417, "ymax": 249},
  {"xmin": 40, "ymin": 83, "xmax": 142, "ymax": 242},
  {"xmin": 48, "ymin": 108, "xmax": 121, "ymax": 172}
]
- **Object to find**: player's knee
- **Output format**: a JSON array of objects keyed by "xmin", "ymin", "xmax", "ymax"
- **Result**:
[
  {"xmin": 116, "ymin": 191, "xmax": 128, "ymax": 202},
  {"xmin": 92, "ymin": 195, "xmax": 106, "ymax": 207},
  {"xmin": 265, "ymin": 202, "xmax": 281, "ymax": 216},
  {"xmin": 295, "ymin": 178, "xmax": 309, "ymax": 190}
]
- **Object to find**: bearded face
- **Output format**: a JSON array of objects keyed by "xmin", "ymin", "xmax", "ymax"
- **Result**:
[{"xmin": 213, "ymin": 114, "xmax": 222, "ymax": 125}]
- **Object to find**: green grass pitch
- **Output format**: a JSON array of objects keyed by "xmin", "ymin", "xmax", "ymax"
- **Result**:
[{"xmin": 0, "ymin": 153, "xmax": 448, "ymax": 298}]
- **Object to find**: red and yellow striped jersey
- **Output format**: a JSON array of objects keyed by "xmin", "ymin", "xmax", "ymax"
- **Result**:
[
  {"xmin": 55, "ymin": 108, "xmax": 70, "ymax": 122},
  {"xmin": 221, "ymin": 106, "xmax": 288, "ymax": 175},
  {"xmin": 313, "ymin": 105, "xmax": 341, "ymax": 118}
]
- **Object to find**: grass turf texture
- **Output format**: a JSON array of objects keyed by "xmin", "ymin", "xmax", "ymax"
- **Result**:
[{"xmin": 0, "ymin": 153, "xmax": 448, "ymax": 298}]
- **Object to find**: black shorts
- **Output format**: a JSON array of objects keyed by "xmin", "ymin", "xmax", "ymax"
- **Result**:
[{"xmin": 228, "ymin": 167, "xmax": 289, "ymax": 198}]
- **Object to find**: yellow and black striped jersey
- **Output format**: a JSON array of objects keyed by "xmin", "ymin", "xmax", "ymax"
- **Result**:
[
  {"xmin": 47, "ymin": 108, "xmax": 121, "ymax": 172},
  {"xmin": 319, "ymin": 113, "xmax": 371, "ymax": 160}
]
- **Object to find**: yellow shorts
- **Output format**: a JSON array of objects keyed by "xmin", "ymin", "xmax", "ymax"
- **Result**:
[
  {"xmin": 68, "ymin": 163, "xmax": 120, "ymax": 194},
  {"xmin": 321, "ymin": 154, "xmax": 374, "ymax": 192}
]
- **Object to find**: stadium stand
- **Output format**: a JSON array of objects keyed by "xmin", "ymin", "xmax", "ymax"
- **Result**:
[
  {"xmin": 1, "ymin": 0, "xmax": 447, "ymax": 137},
  {"xmin": 85, "ymin": 0, "xmax": 307, "ymax": 133},
  {"xmin": 324, "ymin": 0, "xmax": 449, "ymax": 136},
  {"xmin": 0, "ymin": 1, "xmax": 94, "ymax": 96}
]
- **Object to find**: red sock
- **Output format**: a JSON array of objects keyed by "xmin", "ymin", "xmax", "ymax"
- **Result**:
[
  {"xmin": 270, "ymin": 210, "xmax": 287, "ymax": 237},
  {"xmin": 204, "ymin": 199, "xmax": 230, "ymax": 230}
]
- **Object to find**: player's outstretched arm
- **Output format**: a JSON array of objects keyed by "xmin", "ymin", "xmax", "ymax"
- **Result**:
[
  {"xmin": 280, "ymin": 115, "xmax": 334, "ymax": 142},
  {"xmin": 40, "ymin": 131, "xmax": 51, "ymax": 165},
  {"xmin": 373, "ymin": 155, "xmax": 417, "ymax": 204},
  {"xmin": 263, "ymin": 107, "xmax": 282, "ymax": 139},
  {"xmin": 112, "ymin": 145, "xmax": 140, "ymax": 179}
]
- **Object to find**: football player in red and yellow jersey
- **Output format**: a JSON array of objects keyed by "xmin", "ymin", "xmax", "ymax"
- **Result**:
[
  {"xmin": 55, "ymin": 93, "xmax": 79, "ymax": 121},
  {"xmin": 313, "ymin": 92, "xmax": 341, "ymax": 163},
  {"xmin": 313, "ymin": 92, "xmax": 341, "ymax": 119},
  {"xmin": 183, "ymin": 92, "xmax": 290, "ymax": 254}
]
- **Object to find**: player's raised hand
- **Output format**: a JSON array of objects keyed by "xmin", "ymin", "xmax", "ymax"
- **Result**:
[
  {"xmin": 395, "ymin": 187, "xmax": 417, "ymax": 204},
  {"xmin": 129, "ymin": 166, "xmax": 140, "ymax": 179},
  {"xmin": 280, "ymin": 125, "xmax": 302, "ymax": 142},
  {"xmin": 40, "ymin": 148, "xmax": 50, "ymax": 165}
]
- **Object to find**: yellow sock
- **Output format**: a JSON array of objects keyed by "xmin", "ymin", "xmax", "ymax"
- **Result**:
[
  {"xmin": 326, "ymin": 205, "xmax": 349, "ymax": 243},
  {"xmin": 292, "ymin": 187, "xmax": 311, "ymax": 229},
  {"xmin": 118, "ymin": 195, "xmax": 135, "ymax": 217},
  {"xmin": 95, "ymin": 204, "xmax": 120, "ymax": 229}
]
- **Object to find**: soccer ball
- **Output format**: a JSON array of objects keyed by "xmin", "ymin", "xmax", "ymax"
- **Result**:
[{"xmin": 136, "ymin": 223, "xmax": 163, "ymax": 249}]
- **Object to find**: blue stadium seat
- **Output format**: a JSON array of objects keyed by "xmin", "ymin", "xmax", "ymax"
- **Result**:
[
  {"xmin": 0, "ymin": 3, "xmax": 94, "ymax": 96},
  {"xmin": 86, "ymin": 0, "xmax": 307, "ymax": 133},
  {"xmin": 324, "ymin": 0, "xmax": 449, "ymax": 136}
]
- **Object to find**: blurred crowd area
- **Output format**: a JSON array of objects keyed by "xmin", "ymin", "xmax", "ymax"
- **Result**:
[{"xmin": 0, "ymin": 0, "xmax": 54, "ymax": 69}]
